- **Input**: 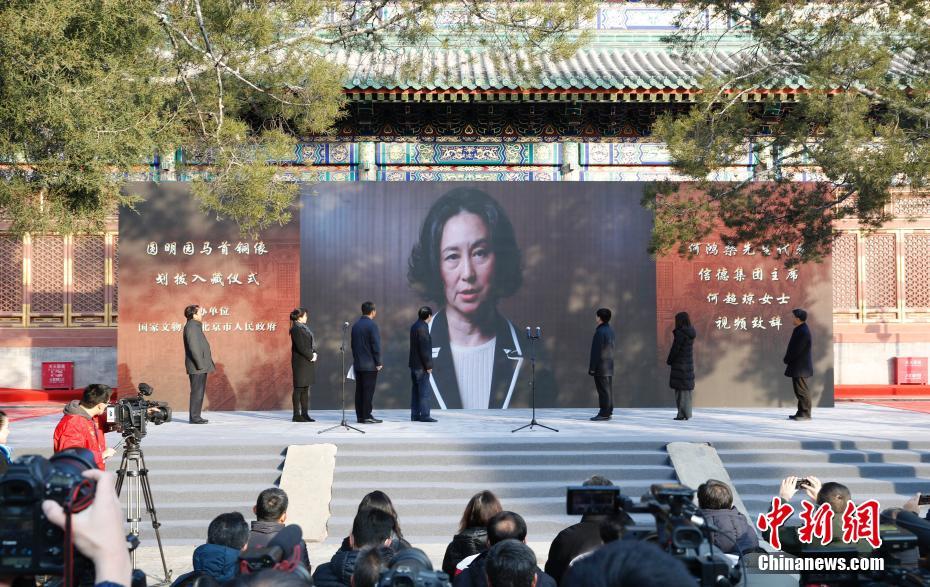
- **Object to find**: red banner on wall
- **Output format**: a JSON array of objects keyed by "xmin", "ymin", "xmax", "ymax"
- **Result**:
[{"xmin": 117, "ymin": 184, "xmax": 299, "ymax": 411}]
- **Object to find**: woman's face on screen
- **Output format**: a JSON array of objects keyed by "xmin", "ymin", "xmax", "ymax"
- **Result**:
[{"xmin": 439, "ymin": 211, "xmax": 496, "ymax": 317}]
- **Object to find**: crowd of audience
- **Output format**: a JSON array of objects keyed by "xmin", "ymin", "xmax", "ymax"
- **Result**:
[{"xmin": 5, "ymin": 411, "xmax": 930, "ymax": 587}]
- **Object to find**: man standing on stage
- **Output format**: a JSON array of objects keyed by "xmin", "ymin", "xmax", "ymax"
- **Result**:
[
  {"xmin": 352, "ymin": 301, "xmax": 383, "ymax": 424},
  {"xmin": 183, "ymin": 304, "xmax": 214, "ymax": 424},
  {"xmin": 784, "ymin": 308, "xmax": 813, "ymax": 421},
  {"xmin": 589, "ymin": 308, "xmax": 615, "ymax": 421},
  {"xmin": 409, "ymin": 306, "xmax": 436, "ymax": 423}
]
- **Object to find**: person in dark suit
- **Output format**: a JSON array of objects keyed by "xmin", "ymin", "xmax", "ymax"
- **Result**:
[
  {"xmin": 588, "ymin": 308, "xmax": 615, "ymax": 421},
  {"xmin": 289, "ymin": 307, "xmax": 317, "ymax": 423},
  {"xmin": 409, "ymin": 306, "xmax": 436, "ymax": 422},
  {"xmin": 351, "ymin": 301, "xmax": 382, "ymax": 424},
  {"xmin": 784, "ymin": 308, "xmax": 814, "ymax": 420},
  {"xmin": 666, "ymin": 311, "xmax": 697, "ymax": 421},
  {"xmin": 183, "ymin": 304, "xmax": 214, "ymax": 424}
]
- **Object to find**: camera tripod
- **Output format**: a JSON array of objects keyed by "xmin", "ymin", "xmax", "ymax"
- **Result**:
[
  {"xmin": 319, "ymin": 321, "xmax": 364, "ymax": 435},
  {"xmin": 114, "ymin": 434, "xmax": 172, "ymax": 585},
  {"xmin": 512, "ymin": 327, "xmax": 558, "ymax": 433}
]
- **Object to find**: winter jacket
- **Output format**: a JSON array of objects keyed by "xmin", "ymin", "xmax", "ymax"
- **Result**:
[
  {"xmin": 698, "ymin": 507, "xmax": 760, "ymax": 556},
  {"xmin": 666, "ymin": 326, "xmax": 697, "ymax": 391},
  {"xmin": 454, "ymin": 551, "xmax": 556, "ymax": 587},
  {"xmin": 246, "ymin": 520, "xmax": 311, "ymax": 572},
  {"xmin": 53, "ymin": 400, "xmax": 108, "ymax": 469},
  {"xmin": 442, "ymin": 527, "xmax": 488, "ymax": 577},
  {"xmin": 783, "ymin": 322, "xmax": 813, "ymax": 378},
  {"xmin": 545, "ymin": 514, "xmax": 630, "ymax": 585},
  {"xmin": 313, "ymin": 546, "xmax": 393, "ymax": 587},
  {"xmin": 192, "ymin": 543, "xmax": 240, "ymax": 583}
]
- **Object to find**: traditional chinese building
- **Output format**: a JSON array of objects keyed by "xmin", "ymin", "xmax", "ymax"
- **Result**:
[{"xmin": 0, "ymin": 3, "xmax": 927, "ymax": 397}]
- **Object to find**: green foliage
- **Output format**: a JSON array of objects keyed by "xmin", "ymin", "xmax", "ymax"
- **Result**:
[
  {"xmin": 649, "ymin": 0, "xmax": 930, "ymax": 263},
  {"xmin": 0, "ymin": 0, "xmax": 596, "ymax": 235}
]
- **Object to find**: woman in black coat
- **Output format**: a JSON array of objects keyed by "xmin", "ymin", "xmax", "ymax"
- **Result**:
[
  {"xmin": 289, "ymin": 307, "xmax": 316, "ymax": 422},
  {"xmin": 442, "ymin": 490, "xmax": 502, "ymax": 577},
  {"xmin": 666, "ymin": 311, "xmax": 696, "ymax": 421}
]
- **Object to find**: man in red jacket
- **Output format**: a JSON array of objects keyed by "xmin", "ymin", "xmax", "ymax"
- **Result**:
[{"xmin": 53, "ymin": 383, "xmax": 115, "ymax": 470}]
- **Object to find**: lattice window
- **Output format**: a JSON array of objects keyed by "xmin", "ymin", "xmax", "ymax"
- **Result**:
[
  {"xmin": 112, "ymin": 235, "xmax": 119, "ymax": 315},
  {"xmin": 904, "ymin": 233, "xmax": 930, "ymax": 311},
  {"xmin": 31, "ymin": 236, "xmax": 65, "ymax": 320},
  {"xmin": 832, "ymin": 232, "xmax": 858, "ymax": 311},
  {"xmin": 0, "ymin": 236, "xmax": 24, "ymax": 316},
  {"xmin": 893, "ymin": 196, "xmax": 930, "ymax": 218},
  {"xmin": 72, "ymin": 236, "xmax": 105, "ymax": 315},
  {"xmin": 863, "ymin": 234, "xmax": 897, "ymax": 310}
]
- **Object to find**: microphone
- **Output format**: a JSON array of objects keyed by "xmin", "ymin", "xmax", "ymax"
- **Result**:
[
  {"xmin": 343, "ymin": 321, "xmax": 349, "ymax": 328},
  {"xmin": 535, "ymin": 327, "xmax": 541, "ymax": 338},
  {"xmin": 525, "ymin": 326, "xmax": 531, "ymax": 339}
]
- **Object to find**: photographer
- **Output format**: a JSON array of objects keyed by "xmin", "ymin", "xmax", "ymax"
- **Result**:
[
  {"xmin": 773, "ymin": 477, "xmax": 873, "ymax": 554},
  {"xmin": 696, "ymin": 480, "xmax": 759, "ymax": 556},
  {"xmin": 53, "ymin": 384, "xmax": 115, "ymax": 470},
  {"xmin": 41, "ymin": 469, "xmax": 133, "ymax": 587},
  {"xmin": 313, "ymin": 508, "xmax": 395, "ymax": 587},
  {"xmin": 0, "ymin": 411, "xmax": 11, "ymax": 474}
]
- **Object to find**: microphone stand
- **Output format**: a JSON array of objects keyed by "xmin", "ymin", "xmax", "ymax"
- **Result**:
[
  {"xmin": 319, "ymin": 321, "xmax": 364, "ymax": 435},
  {"xmin": 512, "ymin": 326, "xmax": 558, "ymax": 433}
]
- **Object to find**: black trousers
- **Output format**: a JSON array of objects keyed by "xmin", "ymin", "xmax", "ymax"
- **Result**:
[
  {"xmin": 792, "ymin": 377, "xmax": 812, "ymax": 417},
  {"xmin": 292, "ymin": 386, "xmax": 310, "ymax": 417},
  {"xmin": 188, "ymin": 373, "xmax": 207, "ymax": 421},
  {"xmin": 410, "ymin": 369, "xmax": 431, "ymax": 420},
  {"xmin": 594, "ymin": 375, "xmax": 613, "ymax": 416},
  {"xmin": 355, "ymin": 370, "xmax": 378, "ymax": 422}
]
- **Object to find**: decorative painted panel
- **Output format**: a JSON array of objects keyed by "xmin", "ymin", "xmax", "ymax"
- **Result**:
[
  {"xmin": 276, "ymin": 170, "xmax": 358, "ymax": 182},
  {"xmin": 863, "ymin": 234, "xmax": 897, "ymax": 310},
  {"xmin": 294, "ymin": 143, "xmax": 358, "ymax": 165},
  {"xmin": 595, "ymin": 6, "xmax": 682, "ymax": 30},
  {"xmin": 831, "ymin": 232, "xmax": 858, "ymax": 311},
  {"xmin": 113, "ymin": 235, "xmax": 119, "ymax": 316},
  {"xmin": 580, "ymin": 142, "xmax": 754, "ymax": 167},
  {"xmin": 379, "ymin": 170, "xmax": 557, "ymax": 181},
  {"xmin": 31, "ymin": 236, "xmax": 65, "ymax": 323},
  {"xmin": 904, "ymin": 233, "xmax": 930, "ymax": 311},
  {"xmin": 376, "ymin": 142, "xmax": 560, "ymax": 165},
  {"xmin": 0, "ymin": 236, "xmax": 23, "ymax": 318},
  {"xmin": 72, "ymin": 236, "xmax": 106, "ymax": 319}
]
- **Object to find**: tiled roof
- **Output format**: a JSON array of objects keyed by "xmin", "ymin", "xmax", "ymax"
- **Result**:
[{"xmin": 330, "ymin": 46, "xmax": 916, "ymax": 92}]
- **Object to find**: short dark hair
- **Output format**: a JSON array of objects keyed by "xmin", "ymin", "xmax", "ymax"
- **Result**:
[
  {"xmin": 582, "ymin": 475, "xmax": 613, "ymax": 487},
  {"xmin": 674, "ymin": 311, "xmax": 692, "ymax": 330},
  {"xmin": 818, "ymin": 482, "xmax": 852, "ymax": 513},
  {"xmin": 184, "ymin": 304, "xmax": 200, "ymax": 320},
  {"xmin": 459, "ymin": 490, "xmax": 503, "ymax": 533},
  {"xmin": 486, "ymin": 540, "xmax": 537, "ymax": 587},
  {"xmin": 238, "ymin": 568, "xmax": 313, "ymax": 586},
  {"xmin": 488, "ymin": 511, "xmax": 527, "ymax": 545},
  {"xmin": 255, "ymin": 488, "xmax": 289, "ymax": 522},
  {"xmin": 352, "ymin": 508, "xmax": 395, "ymax": 549},
  {"xmin": 80, "ymin": 384, "xmax": 112, "ymax": 408},
  {"xmin": 561, "ymin": 539, "xmax": 694, "ymax": 587},
  {"xmin": 598, "ymin": 514, "xmax": 629, "ymax": 544},
  {"xmin": 207, "ymin": 512, "xmax": 249, "ymax": 549},
  {"xmin": 596, "ymin": 308, "xmax": 612, "ymax": 324},
  {"xmin": 352, "ymin": 546, "xmax": 386, "ymax": 587},
  {"xmin": 361, "ymin": 301, "xmax": 376, "ymax": 316},
  {"xmin": 357, "ymin": 490, "xmax": 403, "ymax": 540},
  {"xmin": 408, "ymin": 187, "xmax": 522, "ymax": 303},
  {"xmin": 418, "ymin": 306, "xmax": 433, "ymax": 321},
  {"xmin": 289, "ymin": 307, "xmax": 307, "ymax": 322},
  {"xmin": 792, "ymin": 308, "xmax": 808, "ymax": 322},
  {"xmin": 697, "ymin": 480, "xmax": 733, "ymax": 510}
]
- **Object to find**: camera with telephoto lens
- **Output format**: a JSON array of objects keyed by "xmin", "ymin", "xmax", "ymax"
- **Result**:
[
  {"xmin": 566, "ymin": 483, "xmax": 741, "ymax": 587},
  {"xmin": 0, "ymin": 448, "xmax": 97, "ymax": 578},
  {"xmin": 105, "ymin": 383, "xmax": 172, "ymax": 440},
  {"xmin": 378, "ymin": 548, "xmax": 451, "ymax": 587}
]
